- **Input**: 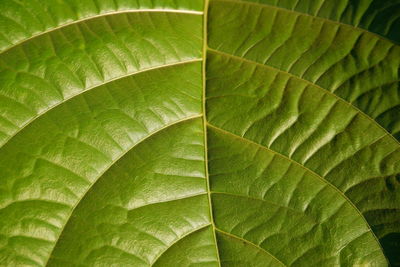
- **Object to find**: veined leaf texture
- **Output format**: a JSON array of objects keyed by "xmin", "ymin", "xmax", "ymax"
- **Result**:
[{"xmin": 0, "ymin": 0, "xmax": 399, "ymax": 266}]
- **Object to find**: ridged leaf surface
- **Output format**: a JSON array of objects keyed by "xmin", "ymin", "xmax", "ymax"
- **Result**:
[{"xmin": 0, "ymin": 0, "xmax": 399, "ymax": 266}]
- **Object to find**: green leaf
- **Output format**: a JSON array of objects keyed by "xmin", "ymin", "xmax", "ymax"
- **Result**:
[{"xmin": 0, "ymin": 0, "xmax": 399, "ymax": 266}]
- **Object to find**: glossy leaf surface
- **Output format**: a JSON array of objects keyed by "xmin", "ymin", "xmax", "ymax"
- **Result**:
[{"xmin": 0, "ymin": 0, "xmax": 399, "ymax": 266}]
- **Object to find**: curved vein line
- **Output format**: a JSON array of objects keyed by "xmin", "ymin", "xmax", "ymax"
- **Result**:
[
  {"xmin": 43, "ymin": 114, "xmax": 203, "ymax": 266},
  {"xmin": 213, "ymin": 0, "xmax": 399, "ymax": 45},
  {"xmin": 211, "ymin": 191, "xmax": 318, "ymax": 224},
  {"xmin": 206, "ymin": 123, "xmax": 386, "ymax": 258},
  {"xmin": 129, "ymin": 192, "xmax": 207, "ymax": 211},
  {"xmin": 0, "ymin": 9, "xmax": 203, "ymax": 55},
  {"xmin": 207, "ymin": 48, "xmax": 400, "ymax": 147},
  {"xmin": 215, "ymin": 228, "xmax": 286, "ymax": 266},
  {"xmin": 151, "ymin": 224, "xmax": 212, "ymax": 265},
  {"xmin": 0, "ymin": 58, "xmax": 202, "ymax": 150},
  {"xmin": 322, "ymin": 133, "xmax": 387, "ymax": 178}
]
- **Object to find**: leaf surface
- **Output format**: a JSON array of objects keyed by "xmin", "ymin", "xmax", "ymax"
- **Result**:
[{"xmin": 0, "ymin": 0, "xmax": 399, "ymax": 266}]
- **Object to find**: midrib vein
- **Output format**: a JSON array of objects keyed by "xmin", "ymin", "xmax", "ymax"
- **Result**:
[
  {"xmin": 44, "ymin": 114, "xmax": 203, "ymax": 266},
  {"xmin": 0, "ymin": 9, "xmax": 203, "ymax": 55},
  {"xmin": 0, "ymin": 59, "xmax": 202, "ymax": 150},
  {"xmin": 207, "ymin": 47, "xmax": 400, "ymax": 147},
  {"xmin": 202, "ymin": 0, "xmax": 222, "ymax": 265}
]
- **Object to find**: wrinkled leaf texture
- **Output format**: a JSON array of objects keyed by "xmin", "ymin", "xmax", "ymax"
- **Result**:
[{"xmin": 0, "ymin": 0, "xmax": 399, "ymax": 266}]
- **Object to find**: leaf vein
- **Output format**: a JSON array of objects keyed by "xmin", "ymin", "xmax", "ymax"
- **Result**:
[
  {"xmin": 207, "ymin": 122, "xmax": 385, "ymax": 256},
  {"xmin": 43, "ymin": 114, "xmax": 203, "ymax": 266},
  {"xmin": 0, "ymin": 59, "xmax": 202, "ymax": 150},
  {"xmin": 207, "ymin": 48, "xmax": 400, "ymax": 146}
]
